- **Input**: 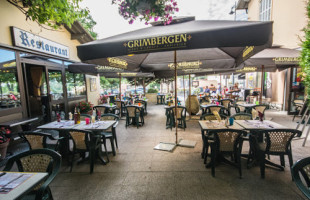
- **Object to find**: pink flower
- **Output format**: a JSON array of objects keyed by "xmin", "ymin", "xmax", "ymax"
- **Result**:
[
  {"xmin": 129, "ymin": 19, "xmax": 134, "ymax": 24},
  {"xmin": 145, "ymin": 9, "xmax": 150, "ymax": 15},
  {"xmin": 145, "ymin": 22, "xmax": 149, "ymax": 25},
  {"xmin": 176, "ymin": 8, "xmax": 179, "ymax": 12},
  {"xmin": 154, "ymin": 16, "xmax": 159, "ymax": 21},
  {"xmin": 173, "ymin": 2, "xmax": 177, "ymax": 6}
]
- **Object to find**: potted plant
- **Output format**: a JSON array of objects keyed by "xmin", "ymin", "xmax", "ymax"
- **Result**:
[
  {"xmin": 77, "ymin": 101, "xmax": 94, "ymax": 115},
  {"xmin": 112, "ymin": 0, "xmax": 179, "ymax": 25},
  {"xmin": 99, "ymin": 95, "xmax": 108, "ymax": 104},
  {"xmin": 0, "ymin": 127, "xmax": 11, "ymax": 160}
]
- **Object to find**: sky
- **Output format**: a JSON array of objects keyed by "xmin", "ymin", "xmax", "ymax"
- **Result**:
[{"xmin": 80, "ymin": 0, "xmax": 243, "ymax": 39}]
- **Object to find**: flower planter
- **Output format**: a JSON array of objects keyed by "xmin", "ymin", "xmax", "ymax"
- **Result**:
[{"xmin": 0, "ymin": 140, "xmax": 9, "ymax": 160}]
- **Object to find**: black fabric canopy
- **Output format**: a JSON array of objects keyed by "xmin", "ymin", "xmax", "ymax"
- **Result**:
[{"xmin": 77, "ymin": 20, "xmax": 273, "ymax": 74}]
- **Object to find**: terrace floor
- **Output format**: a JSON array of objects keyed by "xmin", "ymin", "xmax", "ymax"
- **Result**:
[{"xmin": 49, "ymin": 104, "xmax": 309, "ymax": 199}]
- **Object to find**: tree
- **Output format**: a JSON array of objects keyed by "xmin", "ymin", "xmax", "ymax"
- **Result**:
[
  {"xmin": 78, "ymin": 14, "xmax": 98, "ymax": 39},
  {"xmin": 7, "ymin": 0, "xmax": 89, "ymax": 29},
  {"xmin": 300, "ymin": 1, "xmax": 310, "ymax": 97}
]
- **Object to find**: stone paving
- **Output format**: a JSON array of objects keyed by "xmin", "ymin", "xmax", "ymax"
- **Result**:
[{"xmin": 50, "ymin": 103, "xmax": 310, "ymax": 200}]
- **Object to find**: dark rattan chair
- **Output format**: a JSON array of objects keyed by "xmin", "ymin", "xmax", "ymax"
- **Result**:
[
  {"xmin": 170, "ymin": 106, "xmax": 187, "ymax": 130},
  {"xmin": 250, "ymin": 105, "xmax": 268, "ymax": 119},
  {"xmin": 125, "ymin": 106, "xmax": 143, "ymax": 128},
  {"xmin": 19, "ymin": 131, "xmax": 63, "ymax": 151},
  {"xmin": 252, "ymin": 129, "xmax": 302, "ymax": 178},
  {"xmin": 234, "ymin": 101, "xmax": 246, "ymax": 113},
  {"xmin": 291, "ymin": 157, "xmax": 310, "ymax": 199},
  {"xmin": 219, "ymin": 99, "xmax": 233, "ymax": 116},
  {"xmin": 99, "ymin": 114, "xmax": 119, "ymax": 156},
  {"xmin": 115, "ymin": 100, "xmax": 126, "ymax": 117},
  {"xmin": 4, "ymin": 149, "xmax": 61, "ymax": 200},
  {"xmin": 206, "ymin": 129, "xmax": 246, "ymax": 178}
]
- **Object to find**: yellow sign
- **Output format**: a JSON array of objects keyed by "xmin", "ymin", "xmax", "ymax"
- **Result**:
[
  {"xmin": 236, "ymin": 66, "xmax": 257, "ymax": 72},
  {"xmin": 242, "ymin": 46, "xmax": 254, "ymax": 60},
  {"xmin": 273, "ymin": 57, "xmax": 300, "ymax": 64},
  {"xmin": 182, "ymin": 68, "xmax": 213, "ymax": 73},
  {"xmin": 124, "ymin": 34, "xmax": 191, "ymax": 53},
  {"xmin": 117, "ymin": 72, "xmax": 137, "ymax": 77},
  {"xmin": 107, "ymin": 57, "xmax": 128, "ymax": 69},
  {"xmin": 95, "ymin": 66, "xmax": 124, "ymax": 72},
  {"xmin": 3, "ymin": 61, "xmax": 16, "ymax": 68},
  {"xmin": 168, "ymin": 61, "xmax": 202, "ymax": 70}
]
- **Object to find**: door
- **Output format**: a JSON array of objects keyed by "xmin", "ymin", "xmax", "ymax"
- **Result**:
[{"xmin": 22, "ymin": 63, "xmax": 66, "ymax": 122}]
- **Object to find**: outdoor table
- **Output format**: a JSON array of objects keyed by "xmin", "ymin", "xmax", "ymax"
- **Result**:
[
  {"xmin": 234, "ymin": 120, "xmax": 287, "ymax": 130},
  {"xmin": 38, "ymin": 120, "xmax": 115, "ymax": 173},
  {"xmin": 107, "ymin": 94, "xmax": 117, "ymax": 103},
  {"xmin": 0, "ymin": 117, "xmax": 39, "ymax": 128},
  {"xmin": 157, "ymin": 94, "xmax": 165, "ymax": 104},
  {"xmin": 200, "ymin": 104, "xmax": 224, "ymax": 115},
  {"xmin": 136, "ymin": 99, "xmax": 148, "ymax": 114},
  {"xmin": 0, "ymin": 171, "xmax": 48, "ymax": 200},
  {"xmin": 126, "ymin": 105, "xmax": 145, "ymax": 126}
]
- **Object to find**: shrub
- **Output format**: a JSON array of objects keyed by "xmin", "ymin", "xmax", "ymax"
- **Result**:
[{"xmin": 147, "ymin": 88, "xmax": 158, "ymax": 93}]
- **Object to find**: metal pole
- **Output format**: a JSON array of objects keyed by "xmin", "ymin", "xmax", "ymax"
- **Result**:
[
  {"xmin": 143, "ymin": 78, "xmax": 146, "ymax": 95},
  {"xmin": 220, "ymin": 74, "xmax": 222, "ymax": 93},
  {"xmin": 119, "ymin": 74, "xmax": 122, "ymax": 99},
  {"xmin": 135, "ymin": 78, "xmax": 137, "ymax": 94},
  {"xmin": 174, "ymin": 50, "xmax": 178, "ymax": 144},
  {"xmin": 189, "ymin": 74, "xmax": 191, "ymax": 119},
  {"xmin": 183, "ymin": 75, "xmax": 185, "ymax": 105},
  {"xmin": 260, "ymin": 65, "xmax": 264, "ymax": 104}
]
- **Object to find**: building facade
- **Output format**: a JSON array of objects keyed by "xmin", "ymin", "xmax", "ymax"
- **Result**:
[
  {"xmin": 237, "ymin": 0, "xmax": 307, "ymax": 113},
  {"xmin": 0, "ymin": 0, "xmax": 100, "ymax": 124}
]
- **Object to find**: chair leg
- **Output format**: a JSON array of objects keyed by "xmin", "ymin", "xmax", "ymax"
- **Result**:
[
  {"xmin": 70, "ymin": 152, "xmax": 74, "ymax": 172},
  {"xmin": 101, "ymin": 137, "xmax": 109, "ymax": 162},
  {"xmin": 210, "ymin": 143, "xmax": 215, "ymax": 177},
  {"xmin": 258, "ymin": 152, "xmax": 265, "ymax": 178},
  {"xmin": 280, "ymin": 155, "xmax": 285, "ymax": 167},
  {"xmin": 110, "ymin": 138, "xmax": 116, "ymax": 156}
]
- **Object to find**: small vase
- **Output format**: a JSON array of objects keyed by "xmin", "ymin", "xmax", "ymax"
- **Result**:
[{"xmin": 0, "ymin": 140, "xmax": 9, "ymax": 160}]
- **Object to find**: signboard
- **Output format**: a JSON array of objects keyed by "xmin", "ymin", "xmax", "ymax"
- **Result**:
[
  {"xmin": 273, "ymin": 57, "xmax": 300, "ymax": 65},
  {"xmin": 11, "ymin": 27, "xmax": 69, "ymax": 59}
]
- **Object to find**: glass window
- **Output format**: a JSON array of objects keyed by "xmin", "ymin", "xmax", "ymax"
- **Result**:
[
  {"xmin": 66, "ymin": 72, "xmax": 86, "ymax": 98},
  {"xmin": 48, "ymin": 70, "xmax": 63, "ymax": 100},
  {"xmin": 259, "ymin": 0, "xmax": 271, "ymax": 21},
  {"xmin": 0, "ymin": 48, "xmax": 21, "ymax": 109}
]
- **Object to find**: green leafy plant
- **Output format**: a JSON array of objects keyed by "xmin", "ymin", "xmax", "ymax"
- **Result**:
[
  {"xmin": 0, "ymin": 127, "xmax": 11, "ymax": 144},
  {"xmin": 147, "ymin": 88, "xmax": 158, "ymax": 93},
  {"xmin": 300, "ymin": 1, "xmax": 310, "ymax": 97},
  {"xmin": 7, "ymin": 0, "xmax": 89, "ymax": 29},
  {"xmin": 77, "ymin": 101, "xmax": 93, "ymax": 113}
]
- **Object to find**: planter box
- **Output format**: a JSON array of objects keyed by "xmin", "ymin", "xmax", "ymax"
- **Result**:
[{"xmin": 145, "ymin": 93, "xmax": 158, "ymax": 103}]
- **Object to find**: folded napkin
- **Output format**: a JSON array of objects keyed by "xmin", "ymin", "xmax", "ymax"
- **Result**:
[
  {"xmin": 212, "ymin": 111, "xmax": 221, "ymax": 122},
  {"xmin": 252, "ymin": 109, "xmax": 258, "ymax": 120}
]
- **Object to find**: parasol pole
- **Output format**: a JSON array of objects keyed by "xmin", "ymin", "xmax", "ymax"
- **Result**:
[
  {"xmin": 189, "ymin": 74, "xmax": 191, "ymax": 119},
  {"xmin": 183, "ymin": 75, "xmax": 185, "ymax": 104},
  {"xmin": 143, "ymin": 78, "xmax": 146, "ymax": 95},
  {"xmin": 135, "ymin": 77, "xmax": 137, "ymax": 94},
  {"xmin": 220, "ymin": 74, "xmax": 222, "ymax": 93},
  {"xmin": 119, "ymin": 74, "xmax": 122, "ymax": 99},
  {"xmin": 260, "ymin": 65, "xmax": 264, "ymax": 104},
  {"xmin": 174, "ymin": 50, "xmax": 178, "ymax": 144}
]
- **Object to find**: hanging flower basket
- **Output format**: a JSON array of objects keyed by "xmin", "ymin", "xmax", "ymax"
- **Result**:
[{"xmin": 112, "ymin": 0, "xmax": 179, "ymax": 25}]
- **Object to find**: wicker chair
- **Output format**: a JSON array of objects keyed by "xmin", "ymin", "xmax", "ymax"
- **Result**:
[
  {"xmin": 80, "ymin": 114, "xmax": 91, "ymax": 121},
  {"xmin": 250, "ymin": 105, "xmax": 267, "ymax": 119},
  {"xmin": 135, "ymin": 100, "xmax": 147, "ymax": 113},
  {"xmin": 115, "ymin": 100, "xmax": 126, "ymax": 117},
  {"xmin": 219, "ymin": 99, "xmax": 233, "ymax": 116},
  {"xmin": 93, "ymin": 106, "xmax": 107, "ymax": 116},
  {"xmin": 206, "ymin": 129, "xmax": 246, "ymax": 178},
  {"xmin": 234, "ymin": 101, "xmax": 246, "ymax": 113},
  {"xmin": 201, "ymin": 105, "xmax": 223, "ymax": 115},
  {"xmin": 200, "ymin": 113, "xmax": 227, "ymax": 120},
  {"xmin": 292, "ymin": 100, "xmax": 304, "ymax": 121},
  {"xmin": 125, "ymin": 106, "xmax": 143, "ymax": 128},
  {"xmin": 291, "ymin": 157, "xmax": 310, "ymax": 199},
  {"xmin": 231, "ymin": 113, "xmax": 252, "ymax": 120},
  {"xmin": 99, "ymin": 114, "xmax": 119, "ymax": 156},
  {"xmin": 170, "ymin": 106, "xmax": 187, "ymax": 130},
  {"xmin": 251, "ymin": 129, "xmax": 302, "ymax": 178},
  {"xmin": 4, "ymin": 149, "xmax": 61, "ymax": 200},
  {"xmin": 19, "ymin": 131, "xmax": 63, "ymax": 151}
]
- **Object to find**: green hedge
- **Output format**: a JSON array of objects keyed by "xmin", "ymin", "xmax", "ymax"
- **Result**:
[{"xmin": 147, "ymin": 88, "xmax": 158, "ymax": 93}]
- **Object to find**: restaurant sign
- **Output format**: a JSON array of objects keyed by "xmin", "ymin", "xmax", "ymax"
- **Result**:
[
  {"xmin": 236, "ymin": 66, "xmax": 257, "ymax": 72},
  {"xmin": 95, "ymin": 66, "xmax": 124, "ymax": 72},
  {"xmin": 124, "ymin": 33, "xmax": 191, "ymax": 54},
  {"xmin": 11, "ymin": 27, "xmax": 69, "ymax": 59},
  {"xmin": 273, "ymin": 57, "xmax": 300, "ymax": 65},
  {"xmin": 168, "ymin": 60, "xmax": 202, "ymax": 70}
]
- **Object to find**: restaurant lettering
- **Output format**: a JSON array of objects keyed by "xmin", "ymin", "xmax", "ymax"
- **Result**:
[
  {"xmin": 95, "ymin": 66, "xmax": 124, "ymax": 72},
  {"xmin": 236, "ymin": 66, "xmax": 257, "ymax": 72},
  {"xmin": 273, "ymin": 57, "xmax": 300, "ymax": 64},
  {"xmin": 168, "ymin": 60, "xmax": 202, "ymax": 70},
  {"xmin": 242, "ymin": 46, "xmax": 254, "ymax": 60},
  {"xmin": 11, "ymin": 27, "xmax": 69, "ymax": 59},
  {"xmin": 107, "ymin": 57, "xmax": 128, "ymax": 69},
  {"xmin": 117, "ymin": 72, "xmax": 137, "ymax": 76},
  {"xmin": 124, "ymin": 34, "xmax": 191, "ymax": 53}
]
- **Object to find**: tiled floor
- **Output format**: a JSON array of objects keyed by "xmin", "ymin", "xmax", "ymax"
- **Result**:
[{"xmin": 50, "ymin": 104, "xmax": 309, "ymax": 200}]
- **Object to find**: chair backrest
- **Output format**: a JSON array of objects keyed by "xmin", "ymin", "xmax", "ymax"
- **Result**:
[
  {"xmin": 4, "ymin": 148, "xmax": 61, "ymax": 177},
  {"xmin": 220, "ymin": 99, "xmax": 232, "ymax": 109},
  {"xmin": 126, "ymin": 106, "xmax": 138, "ymax": 117},
  {"xmin": 80, "ymin": 114, "xmax": 91, "ymax": 121},
  {"xmin": 231, "ymin": 113, "xmax": 252, "ymax": 120},
  {"xmin": 259, "ymin": 129, "xmax": 301, "ymax": 153},
  {"xmin": 100, "ymin": 113, "xmax": 119, "ymax": 121},
  {"xmin": 292, "ymin": 157, "xmax": 310, "ymax": 200},
  {"xmin": 209, "ymin": 129, "xmax": 245, "ymax": 152},
  {"xmin": 93, "ymin": 106, "xmax": 106, "ymax": 114},
  {"xmin": 200, "ymin": 113, "xmax": 227, "ymax": 120},
  {"xmin": 68, "ymin": 129, "xmax": 91, "ymax": 150},
  {"xmin": 19, "ymin": 131, "xmax": 56, "ymax": 150},
  {"xmin": 208, "ymin": 106, "xmax": 222, "ymax": 113},
  {"xmin": 170, "ymin": 106, "xmax": 186, "ymax": 119},
  {"xmin": 253, "ymin": 105, "xmax": 267, "ymax": 114},
  {"xmin": 236, "ymin": 101, "xmax": 246, "ymax": 112},
  {"xmin": 115, "ymin": 101, "xmax": 122, "ymax": 109}
]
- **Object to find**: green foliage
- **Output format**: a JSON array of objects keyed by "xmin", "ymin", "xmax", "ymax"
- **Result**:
[
  {"xmin": 300, "ymin": 1, "xmax": 310, "ymax": 96},
  {"xmin": 147, "ymin": 88, "xmax": 158, "ymax": 93},
  {"xmin": 100, "ymin": 77, "xmax": 121, "ymax": 90},
  {"xmin": 7, "ymin": 0, "xmax": 89, "ymax": 29},
  {"xmin": 78, "ymin": 14, "xmax": 98, "ymax": 39}
]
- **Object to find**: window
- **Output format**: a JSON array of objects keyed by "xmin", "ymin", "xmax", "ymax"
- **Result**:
[
  {"xmin": 259, "ymin": 0, "xmax": 272, "ymax": 21},
  {"xmin": 0, "ymin": 48, "xmax": 21, "ymax": 110},
  {"xmin": 66, "ymin": 72, "xmax": 86, "ymax": 98},
  {"xmin": 48, "ymin": 70, "xmax": 64, "ymax": 100}
]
